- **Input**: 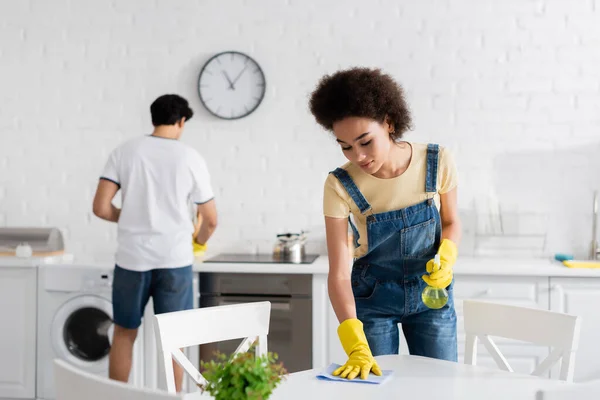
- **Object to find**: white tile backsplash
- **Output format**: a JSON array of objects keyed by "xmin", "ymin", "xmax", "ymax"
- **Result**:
[{"xmin": 1, "ymin": 0, "xmax": 599, "ymax": 262}]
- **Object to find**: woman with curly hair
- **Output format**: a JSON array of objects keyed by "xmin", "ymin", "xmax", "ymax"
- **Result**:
[{"xmin": 309, "ymin": 68, "xmax": 461, "ymax": 380}]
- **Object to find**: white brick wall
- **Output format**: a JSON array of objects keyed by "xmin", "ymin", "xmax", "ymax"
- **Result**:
[{"xmin": 1, "ymin": 0, "xmax": 599, "ymax": 262}]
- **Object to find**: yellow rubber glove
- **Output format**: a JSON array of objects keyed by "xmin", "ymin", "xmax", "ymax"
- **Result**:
[
  {"xmin": 333, "ymin": 319, "xmax": 382, "ymax": 380},
  {"xmin": 422, "ymin": 239, "xmax": 458, "ymax": 289},
  {"xmin": 193, "ymin": 241, "xmax": 207, "ymax": 257}
]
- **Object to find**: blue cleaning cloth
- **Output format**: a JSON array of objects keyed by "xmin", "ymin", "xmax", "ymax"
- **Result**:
[{"xmin": 316, "ymin": 363, "xmax": 393, "ymax": 384}]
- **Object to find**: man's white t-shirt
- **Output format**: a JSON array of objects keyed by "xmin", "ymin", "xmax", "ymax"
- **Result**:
[{"xmin": 101, "ymin": 135, "xmax": 214, "ymax": 271}]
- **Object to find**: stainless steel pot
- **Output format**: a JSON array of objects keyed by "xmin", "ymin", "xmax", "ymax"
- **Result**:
[{"xmin": 273, "ymin": 231, "xmax": 307, "ymax": 263}]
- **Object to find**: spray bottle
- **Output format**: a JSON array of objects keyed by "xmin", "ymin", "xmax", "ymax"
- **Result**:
[{"xmin": 421, "ymin": 254, "xmax": 449, "ymax": 309}]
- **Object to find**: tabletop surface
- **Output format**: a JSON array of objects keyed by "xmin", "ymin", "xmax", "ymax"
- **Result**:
[{"xmin": 188, "ymin": 354, "xmax": 567, "ymax": 400}]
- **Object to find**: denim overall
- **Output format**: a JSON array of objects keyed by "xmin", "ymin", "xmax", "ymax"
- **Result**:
[{"xmin": 330, "ymin": 144, "xmax": 457, "ymax": 362}]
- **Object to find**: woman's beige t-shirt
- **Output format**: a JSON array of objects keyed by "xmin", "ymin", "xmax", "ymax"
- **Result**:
[{"xmin": 323, "ymin": 142, "xmax": 458, "ymax": 258}]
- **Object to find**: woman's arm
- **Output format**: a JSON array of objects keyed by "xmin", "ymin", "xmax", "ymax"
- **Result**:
[
  {"xmin": 325, "ymin": 216, "xmax": 357, "ymax": 323},
  {"xmin": 440, "ymin": 187, "xmax": 461, "ymax": 246}
]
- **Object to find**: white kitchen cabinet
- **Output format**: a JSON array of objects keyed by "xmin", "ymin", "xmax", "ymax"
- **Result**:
[
  {"xmin": 549, "ymin": 277, "xmax": 600, "ymax": 382},
  {"xmin": 312, "ymin": 274, "xmax": 346, "ymax": 368},
  {"xmin": 0, "ymin": 268, "xmax": 37, "ymax": 399},
  {"xmin": 326, "ymin": 299, "xmax": 346, "ymax": 366},
  {"xmin": 452, "ymin": 275, "xmax": 551, "ymax": 376},
  {"xmin": 453, "ymin": 275, "xmax": 551, "ymax": 345},
  {"xmin": 400, "ymin": 275, "xmax": 550, "ymax": 375}
]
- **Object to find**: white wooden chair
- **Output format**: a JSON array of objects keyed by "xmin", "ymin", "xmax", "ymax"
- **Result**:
[
  {"xmin": 153, "ymin": 301, "xmax": 271, "ymax": 394},
  {"xmin": 463, "ymin": 300, "xmax": 582, "ymax": 382},
  {"xmin": 536, "ymin": 379, "xmax": 600, "ymax": 399},
  {"xmin": 54, "ymin": 359, "xmax": 184, "ymax": 400}
]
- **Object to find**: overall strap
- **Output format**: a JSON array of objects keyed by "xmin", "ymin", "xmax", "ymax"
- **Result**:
[
  {"xmin": 330, "ymin": 168, "xmax": 373, "ymax": 215},
  {"xmin": 425, "ymin": 143, "xmax": 440, "ymax": 194}
]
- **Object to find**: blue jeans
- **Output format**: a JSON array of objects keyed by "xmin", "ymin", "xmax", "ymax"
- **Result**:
[
  {"xmin": 112, "ymin": 265, "xmax": 193, "ymax": 329},
  {"xmin": 352, "ymin": 265, "xmax": 457, "ymax": 361}
]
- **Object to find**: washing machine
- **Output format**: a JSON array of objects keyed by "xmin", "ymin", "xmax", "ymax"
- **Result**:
[{"xmin": 36, "ymin": 264, "xmax": 144, "ymax": 399}]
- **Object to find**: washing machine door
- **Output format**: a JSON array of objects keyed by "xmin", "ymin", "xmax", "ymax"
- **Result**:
[{"xmin": 51, "ymin": 294, "xmax": 113, "ymax": 373}]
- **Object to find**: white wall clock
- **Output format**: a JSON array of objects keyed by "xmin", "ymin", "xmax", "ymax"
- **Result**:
[{"xmin": 198, "ymin": 51, "xmax": 266, "ymax": 120}]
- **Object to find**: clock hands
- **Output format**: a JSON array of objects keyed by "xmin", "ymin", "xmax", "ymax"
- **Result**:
[
  {"xmin": 222, "ymin": 71, "xmax": 235, "ymax": 90},
  {"xmin": 220, "ymin": 60, "xmax": 250, "ymax": 91},
  {"xmin": 229, "ymin": 64, "xmax": 249, "ymax": 90}
]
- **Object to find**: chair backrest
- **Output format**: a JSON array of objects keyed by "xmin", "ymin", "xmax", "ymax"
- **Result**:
[
  {"xmin": 153, "ymin": 301, "xmax": 271, "ymax": 393},
  {"xmin": 463, "ymin": 300, "xmax": 582, "ymax": 382},
  {"xmin": 54, "ymin": 359, "xmax": 184, "ymax": 400},
  {"xmin": 536, "ymin": 379, "xmax": 600, "ymax": 400}
]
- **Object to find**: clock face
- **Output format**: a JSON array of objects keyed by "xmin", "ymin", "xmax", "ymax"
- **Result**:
[{"xmin": 198, "ymin": 51, "xmax": 266, "ymax": 120}]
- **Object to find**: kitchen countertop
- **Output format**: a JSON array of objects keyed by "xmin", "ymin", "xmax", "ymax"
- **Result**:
[
  {"xmin": 6, "ymin": 251, "xmax": 598, "ymax": 278},
  {"xmin": 0, "ymin": 253, "xmax": 74, "ymax": 267},
  {"xmin": 194, "ymin": 254, "xmax": 600, "ymax": 278},
  {"xmin": 193, "ymin": 254, "xmax": 331, "ymax": 274},
  {"xmin": 455, "ymin": 257, "xmax": 600, "ymax": 277}
]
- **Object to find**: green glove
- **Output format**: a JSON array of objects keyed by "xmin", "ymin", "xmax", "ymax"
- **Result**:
[
  {"xmin": 333, "ymin": 319, "xmax": 382, "ymax": 380},
  {"xmin": 422, "ymin": 239, "xmax": 458, "ymax": 289}
]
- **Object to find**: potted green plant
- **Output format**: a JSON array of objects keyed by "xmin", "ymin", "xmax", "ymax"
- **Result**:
[{"xmin": 198, "ymin": 347, "xmax": 287, "ymax": 400}]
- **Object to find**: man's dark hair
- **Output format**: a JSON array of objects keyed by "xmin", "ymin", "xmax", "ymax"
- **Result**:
[
  {"xmin": 309, "ymin": 68, "xmax": 412, "ymax": 140},
  {"xmin": 150, "ymin": 94, "xmax": 194, "ymax": 126}
]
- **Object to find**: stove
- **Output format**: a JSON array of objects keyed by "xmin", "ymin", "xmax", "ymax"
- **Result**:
[
  {"xmin": 203, "ymin": 253, "xmax": 319, "ymax": 264},
  {"xmin": 199, "ymin": 257, "xmax": 315, "ymax": 372}
]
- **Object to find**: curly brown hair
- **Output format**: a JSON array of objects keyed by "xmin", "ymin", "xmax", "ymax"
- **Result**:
[{"xmin": 309, "ymin": 67, "xmax": 412, "ymax": 141}]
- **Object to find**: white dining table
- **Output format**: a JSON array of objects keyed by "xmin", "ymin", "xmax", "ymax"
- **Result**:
[
  {"xmin": 265, "ymin": 355, "xmax": 567, "ymax": 400},
  {"xmin": 187, "ymin": 354, "xmax": 567, "ymax": 399}
]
